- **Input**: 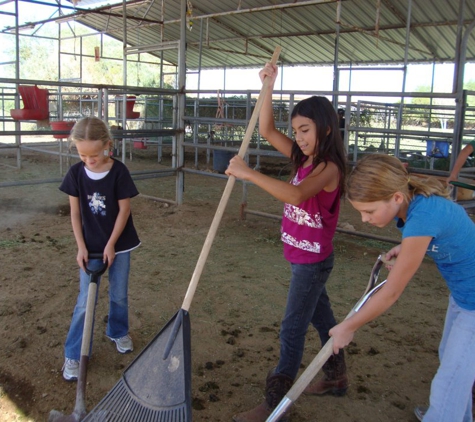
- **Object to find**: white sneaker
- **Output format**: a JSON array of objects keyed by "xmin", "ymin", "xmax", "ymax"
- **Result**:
[
  {"xmin": 108, "ymin": 334, "xmax": 133, "ymax": 353},
  {"xmin": 414, "ymin": 406, "xmax": 427, "ymax": 421},
  {"xmin": 62, "ymin": 358, "xmax": 79, "ymax": 381}
]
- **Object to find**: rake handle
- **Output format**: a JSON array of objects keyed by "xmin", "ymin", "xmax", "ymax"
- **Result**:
[
  {"xmin": 266, "ymin": 311, "xmax": 355, "ymax": 422},
  {"xmin": 266, "ymin": 306, "xmax": 369, "ymax": 421},
  {"xmin": 278, "ymin": 304, "xmax": 360, "ymax": 402},
  {"xmin": 181, "ymin": 46, "xmax": 281, "ymax": 312}
]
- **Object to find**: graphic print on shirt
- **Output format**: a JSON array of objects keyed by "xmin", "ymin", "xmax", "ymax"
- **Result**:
[
  {"xmin": 281, "ymin": 171, "xmax": 322, "ymax": 254},
  {"xmin": 88, "ymin": 192, "xmax": 106, "ymax": 216},
  {"xmin": 281, "ymin": 231, "xmax": 321, "ymax": 253},
  {"xmin": 283, "ymin": 203, "xmax": 323, "ymax": 228}
]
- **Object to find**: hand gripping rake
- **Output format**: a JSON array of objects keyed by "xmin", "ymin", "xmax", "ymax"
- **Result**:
[
  {"xmin": 81, "ymin": 46, "xmax": 282, "ymax": 422},
  {"xmin": 266, "ymin": 254, "xmax": 392, "ymax": 422}
]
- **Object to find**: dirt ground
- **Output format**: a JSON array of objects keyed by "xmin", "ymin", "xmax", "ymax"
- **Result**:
[{"xmin": 0, "ymin": 141, "xmax": 466, "ymax": 421}]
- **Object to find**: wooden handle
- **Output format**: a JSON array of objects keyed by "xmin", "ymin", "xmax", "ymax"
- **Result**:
[
  {"xmin": 285, "ymin": 296, "xmax": 361, "ymax": 402},
  {"xmin": 181, "ymin": 46, "xmax": 282, "ymax": 312},
  {"xmin": 237, "ymin": 46, "xmax": 281, "ymax": 159},
  {"xmin": 286, "ymin": 339, "xmax": 334, "ymax": 401},
  {"xmin": 380, "ymin": 255, "xmax": 396, "ymax": 266},
  {"xmin": 267, "ymin": 254, "xmax": 389, "ymax": 419},
  {"xmin": 81, "ymin": 282, "xmax": 97, "ymax": 357}
]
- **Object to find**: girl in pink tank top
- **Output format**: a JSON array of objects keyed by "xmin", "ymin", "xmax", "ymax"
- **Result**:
[{"xmin": 226, "ymin": 63, "xmax": 348, "ymax": 422}]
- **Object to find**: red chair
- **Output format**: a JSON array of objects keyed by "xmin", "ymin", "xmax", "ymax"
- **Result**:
[
  {"xmin": 126, "ymin": 96, "xmax": 140, "ymax": 119},
  {"xmin": 10, "ymin": 85, "xmax": 49, "ymax": 121}
]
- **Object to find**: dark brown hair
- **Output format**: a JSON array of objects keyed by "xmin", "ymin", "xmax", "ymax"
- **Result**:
[{"xmin": 290, "ymin": 96, "xmax": 347, "ymax": 195}]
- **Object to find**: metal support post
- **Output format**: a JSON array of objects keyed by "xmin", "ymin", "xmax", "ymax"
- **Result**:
[{"xmin": 175, "ymin": 0, "xmax": 186, "ymax": 205}]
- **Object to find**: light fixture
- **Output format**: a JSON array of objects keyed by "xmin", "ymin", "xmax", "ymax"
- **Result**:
[{"xmin": 5, "ymin": 23, "xmax": 36, "ymax": 33}]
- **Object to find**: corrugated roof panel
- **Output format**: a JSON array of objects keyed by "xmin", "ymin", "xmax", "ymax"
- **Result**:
[
  {"xmin": 15, "ymin": 0, "xmax": 472, "ymax": 70},
  {"xmin": 424, "ymin": 27, "xmax": 458, "ymax": 61},
  {"xmin": 411, "ymin": 0, "xmax": 458, "ymax": 22}
]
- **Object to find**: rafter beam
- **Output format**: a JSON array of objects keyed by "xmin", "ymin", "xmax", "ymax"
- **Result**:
[
  {"xmin": 185, "ymin": 20, "xmax": 464, "ymax": 59},
  {"xmin": 1, "ymin": 0, "xmax": 159, "ymax": 33},
  {"xmin": 164, "ymin": 0, "xmax": 337, "ymax": 24}
]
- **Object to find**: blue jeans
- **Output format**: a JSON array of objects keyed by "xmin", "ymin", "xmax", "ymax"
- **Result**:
[
  {"xmin": 276, "ymin": 253, "xmax": 336, "ymax": 380},
  {"xmin": 423, "ymin": 295, "xmax": 475, "ymax": 422},
  {"xmin": 64, "ymin": 252, "xmax": 131, "ymax": 360}
]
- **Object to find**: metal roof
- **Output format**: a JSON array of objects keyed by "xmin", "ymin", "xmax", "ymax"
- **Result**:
[{"xmin": 7, "ymin": 0, "xmax": 475, "ymax": 70}]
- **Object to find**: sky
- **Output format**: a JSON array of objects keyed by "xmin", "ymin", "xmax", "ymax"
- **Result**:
[{"xmin": 186, "ymin": 63, "xmax": 475, "ymax": 94}]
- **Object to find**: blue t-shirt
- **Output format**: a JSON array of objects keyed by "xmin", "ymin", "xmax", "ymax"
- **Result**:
[
  {"xmin": 59, "ymin": 158, "xmax": 141, "ymax": 254},
  {"xmin": 396, "ymin": 194, "xmax": 475, "ymax": 310}
]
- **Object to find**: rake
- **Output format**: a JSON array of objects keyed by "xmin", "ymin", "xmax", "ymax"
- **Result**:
[{"xmin": 81, "ymin": 46, "xmax": 282, "ymax": 422}]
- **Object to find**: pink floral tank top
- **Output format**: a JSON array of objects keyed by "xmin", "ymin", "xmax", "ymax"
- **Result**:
[{"xmin": 281, "ymin": 164, "xmax": 340, "ymax": 264}]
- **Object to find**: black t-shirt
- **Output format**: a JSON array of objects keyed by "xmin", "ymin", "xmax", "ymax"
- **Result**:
[{"xmin": 59, "ymin": 158, "xmax": 140, "ymax": 254}]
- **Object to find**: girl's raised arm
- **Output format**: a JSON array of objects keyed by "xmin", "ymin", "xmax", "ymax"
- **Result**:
[
  {"xmin": 447, "ymin": 143, "xmax": 474, "ymax": 183},
  {"xmin": 258, "ymin": 64, "xmax": 293, "ymax": 158}
]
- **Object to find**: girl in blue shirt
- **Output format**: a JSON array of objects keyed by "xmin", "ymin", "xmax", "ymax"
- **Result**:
[{"xmin": 330, "ymin": 153, "xmax": 475, "ymax": 422}]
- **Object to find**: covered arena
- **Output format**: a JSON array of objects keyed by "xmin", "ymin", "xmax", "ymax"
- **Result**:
[{"xmin": 1, "ymin": 1, "xmax": 475, "ymax": 421}]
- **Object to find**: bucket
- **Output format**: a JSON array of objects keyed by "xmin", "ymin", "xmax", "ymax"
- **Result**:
[
  {"xmin": 133, "ymin": 140, "xmax": 147, "ymax": 149},
  {"xmin": 213, "ymin": 150, "xmax": 234, "ymax": 173},
  {"xmin": 426, "ymin": 140, "xmax": 449, "ymax": 158},
  {"xmin": 51, "ymin": 121, "xmax": 75, "ymax": 139}
]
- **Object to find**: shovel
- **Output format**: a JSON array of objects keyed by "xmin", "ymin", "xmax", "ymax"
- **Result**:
[
  {"xmin": 49, "ymin": 253, "xmax": 108, "ymax": 422},
  {"xmin": 266, "ymin": 254, "xmax": 393, "ymax": 422},
  {"xmin": 81, "ymin": 46, "xmax": 282, "ymax": 422}
]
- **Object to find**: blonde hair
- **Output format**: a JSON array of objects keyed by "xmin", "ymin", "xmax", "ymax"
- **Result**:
[
  {"xmin": 69, "ymin": 117, "xmax": 112, "ymax": 147},
  {"xmin": 347, "ymin": 154, "xmax": 450, "ymax": 203}
]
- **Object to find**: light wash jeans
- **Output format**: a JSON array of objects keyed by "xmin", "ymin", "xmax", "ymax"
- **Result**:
[
  {"xmin": 276, "ymin": 253, "xmax": 336, "ymax": 380},
  {"xmin": 423, "ymin": 295, "xmax": 475, "ymax": 422},
  {"xmin": 64, "ymin": 252, "xmax": 131, "ymax": 360}
]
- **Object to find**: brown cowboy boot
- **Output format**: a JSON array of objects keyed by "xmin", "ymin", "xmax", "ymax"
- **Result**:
[
  {"xmin": 304, "ymin": 350, "xmax": 348, "ymax": 396},
  {"xmin": 233, "ymin": 369, "xmax": 293, "ymax": 422}
]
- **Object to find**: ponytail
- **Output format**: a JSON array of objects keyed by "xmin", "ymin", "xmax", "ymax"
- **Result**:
[
  {"xmin": 347, "ymin": 154, "xmax": 450, "ymax": 203},
  {"xmin": 408, "ymin": 175, "xmax": 450, "ymax": 199}
]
